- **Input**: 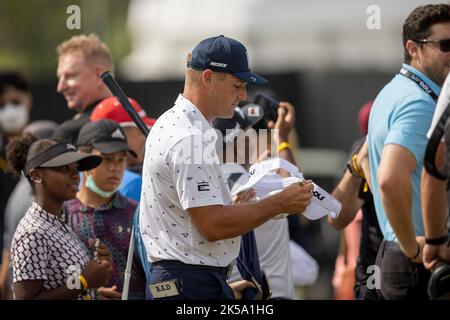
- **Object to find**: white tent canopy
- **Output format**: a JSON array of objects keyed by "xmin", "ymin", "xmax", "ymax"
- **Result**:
[{"xmin": 121, "ymin": 0, "xmax": 444, "ymax": 80}]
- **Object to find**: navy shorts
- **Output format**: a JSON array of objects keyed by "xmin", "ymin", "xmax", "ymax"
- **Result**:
[{"xmin": 146, "ymin": 260, "xmax": 235, "ymax": 300}]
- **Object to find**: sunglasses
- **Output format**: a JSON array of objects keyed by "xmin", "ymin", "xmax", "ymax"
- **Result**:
[{"xmin": 414, "ymin": 38, "xmax": 450, "ymax": 52}]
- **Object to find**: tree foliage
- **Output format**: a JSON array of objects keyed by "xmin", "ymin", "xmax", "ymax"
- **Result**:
[{"xmin": 0, "ymin": 0, "xmax": 130, "ymax": 80}]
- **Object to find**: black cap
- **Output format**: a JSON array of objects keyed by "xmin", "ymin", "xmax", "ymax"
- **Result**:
[
  {"xmin": 77, "ymin": 119, "xmax": 137, "ymax": 157},
  {"xmin": 212, "ymin": 103, "xmax": 264, "ymax": 143}
]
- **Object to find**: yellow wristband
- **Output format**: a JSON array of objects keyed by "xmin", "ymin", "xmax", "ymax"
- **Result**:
[
  {"xmin": 82, "ymin": 293, "xmax": 92, "ymax": 300},
  {"xmin": 351, "ymin": 154, "xmax": 365, "ymax": 178},
  {"xmin": 79, "ymin": 275, "xmax": 89, "ymax": 291},
  {"xmin": 277, "ymin": 142, "xmax": 291, "ymax": 153}
]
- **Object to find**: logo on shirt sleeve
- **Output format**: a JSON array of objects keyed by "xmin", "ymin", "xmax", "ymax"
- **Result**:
[{"xmin": 197, "ymin": 181, "xmax": 210, "ymax": 191}]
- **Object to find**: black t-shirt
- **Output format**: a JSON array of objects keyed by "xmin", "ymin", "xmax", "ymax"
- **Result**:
[
  {"xmin": 52, "ymin": 101, "xmax": 100, "ymax": 144},
  {"xmin": 0, "ymin": 134, "xmax": 19, "ymax": 263}
]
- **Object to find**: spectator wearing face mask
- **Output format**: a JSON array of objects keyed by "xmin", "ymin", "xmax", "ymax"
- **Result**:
[
  {"xmin": 6, "ymin": 133, "xmax": 112, "ymax": 300},
  {"xmin": 65, "ymin": 119, "xmax": 146, "ymax": 299},
  {"xmin": 90, "ymin": 96, "xmax": 156, "ymax": 201},
  {"xmin": 0, "ymin": 72, "xmax": 32, "ymax": 271},
  {"xmin": 89, "ymin": 96, "xmax": 156, "ymax": 279}
]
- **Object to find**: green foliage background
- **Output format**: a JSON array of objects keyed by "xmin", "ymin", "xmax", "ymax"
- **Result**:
[{"xmin": 0, "ymin": 0, "xmax": 131, "ymax": 80}]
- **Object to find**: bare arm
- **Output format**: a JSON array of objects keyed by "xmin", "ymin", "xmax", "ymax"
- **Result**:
[
  {"xmin": 0, "ymin": 249, "xmax": 10, "ymax": 299},
  {"xmin": 268, "ymin": 102, "xmax": 297, "ymax": 175},
  {"xmin": 187, "ymin": 182, "xmax": 313, "ymax": 242},
  {"xmin": 14, "ymin": 244, "xmax": 113, "ymax": 300},
  {"xmin": 357, "ymin": 140, "xmax": 373, "ymax": 191},
  {"xmin": 229, "ymin": 280, "xmax": 256, "ymax": 300},
  {"xmin": 378, "ymin": 144, "xmax": 418, "ymax": 258},
  {"xmin": 421, "ymin": 142, "xmax": 448, "ymax": 239},
  {"xmin": 14, "ymin": 280, "xmax": 84, "ymax": 300},
  {"xmin": 329, "ymin": 170, "xmax": 365, "ymax": 230},
  {"xmin": 421, "ymin": 142, "xmax": 450, "ymax": 269}
]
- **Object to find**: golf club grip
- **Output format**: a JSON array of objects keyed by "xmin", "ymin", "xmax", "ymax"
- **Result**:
[{"xmin": 100, "ymin": 71, "xmax": 150, "ymax": 137}]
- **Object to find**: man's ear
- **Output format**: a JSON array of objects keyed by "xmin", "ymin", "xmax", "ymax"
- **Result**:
[
  {"xmin": 406, "ymin": 39, "xmax": 421, "ymax": 62},
  {"xmin": 94, "ymin": 66, "xmax": 105, "ymax": 88},
  {"xmin": 202, "ymin": 69, "xmax": 213, "ymax": 88}
]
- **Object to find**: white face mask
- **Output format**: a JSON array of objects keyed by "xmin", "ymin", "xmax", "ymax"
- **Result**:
[
  {"xmin": 0, "ymin": 104, "xmax": 29, "ymax": 133},
  {"xmin": 85, "ymin": 174, "xmax": 120, "ymax": 198}
]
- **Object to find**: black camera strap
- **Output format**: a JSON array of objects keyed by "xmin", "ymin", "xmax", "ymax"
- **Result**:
[
  {"xmin": 398, "ymin": 67, "xmax": 449, "ymax": 180},
  {"xmin": 424, "ymin": 100, "xmax": 450, "ymax": 180}
]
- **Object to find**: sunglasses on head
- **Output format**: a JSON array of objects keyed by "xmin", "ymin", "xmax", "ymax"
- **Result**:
[{"xmin": 414, "ymin": 38, "xmax": 450, "ymax": 52}]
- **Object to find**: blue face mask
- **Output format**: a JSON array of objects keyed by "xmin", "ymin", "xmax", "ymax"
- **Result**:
[{"xmin": 85, "ymin": 174, "xmax": 120, "ymax": 198}]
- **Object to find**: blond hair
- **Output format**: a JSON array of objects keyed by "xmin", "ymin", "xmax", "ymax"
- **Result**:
[{"xmin": 57, "ymin": 34, "xmax": 113, "ymax": 72}]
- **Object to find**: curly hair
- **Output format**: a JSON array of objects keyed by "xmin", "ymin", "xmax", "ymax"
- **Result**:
[
  {"xmin": 403, "ymin": 4, "xmax": 450, "ymax": 63},
  {"xmin": 6, "ymin": 132, "xmax": 58, "ymax": 177}
]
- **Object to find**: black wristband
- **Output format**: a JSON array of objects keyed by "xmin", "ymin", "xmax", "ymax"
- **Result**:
[
  {"xmin": 406, "ymin": 242, "xmax": 421, "ymax": 260},
  {"xmin": 425, "ymin": 235, "xmax": 449, "ymax": 246},
  {"xmin": 346, "ymin": 162, "xmax": 356, "ymax": 175},
  {"xmin": 346, "ymin": 161, "xmax": 361, "ymax": 178}
]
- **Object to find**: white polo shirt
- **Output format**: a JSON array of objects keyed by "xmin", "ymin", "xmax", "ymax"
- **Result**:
[{"xmin": 140, "ymin": 94, "xmax": 240, "ymax": 267}]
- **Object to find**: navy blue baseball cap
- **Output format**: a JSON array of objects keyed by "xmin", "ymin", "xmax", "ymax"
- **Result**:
[{"xmin": 188, "ymin": 35, "xmax": 268, "ymax": 85}]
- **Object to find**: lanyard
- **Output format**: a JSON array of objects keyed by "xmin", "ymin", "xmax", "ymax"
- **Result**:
[
  {"xmin": 399, "ymin": 67, "xmax": 438, "ymax": 101},
  {"xmin": 398, "ymin": 68, "xmax": 446, "ymax": 180},
  {"xmin": 401, "ymin": 67, "xmax": 448, "ymax": 180}
]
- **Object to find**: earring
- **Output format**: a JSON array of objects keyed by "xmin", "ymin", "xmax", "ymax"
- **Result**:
[{"xmin": 33, "ymin": 178, "xmax": 43, "ymax": 184}]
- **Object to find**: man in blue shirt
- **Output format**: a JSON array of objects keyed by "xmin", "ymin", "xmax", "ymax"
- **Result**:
[{"xmin": 368, "ymin": 4, "xmax": 450, "ymax": 299}]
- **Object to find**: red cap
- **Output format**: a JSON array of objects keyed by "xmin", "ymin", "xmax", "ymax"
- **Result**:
[
  {"xmin": 90, "ymin": 96, "xmax": 156, "ymax": 128},
  {"xmin": 358, "ymin": 100, "xmax": 373, "ymax": 135}
]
